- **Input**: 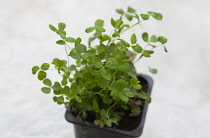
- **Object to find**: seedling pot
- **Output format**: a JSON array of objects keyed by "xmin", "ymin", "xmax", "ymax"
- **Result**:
[{"xmin": 65, "ymin": 74, "xmax": 153, "ymax": 138}]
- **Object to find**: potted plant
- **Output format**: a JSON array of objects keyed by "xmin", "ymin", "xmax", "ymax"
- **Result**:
[{"xmin": 32, "ymin": 6, "xmax": 167, "ymax": 138}]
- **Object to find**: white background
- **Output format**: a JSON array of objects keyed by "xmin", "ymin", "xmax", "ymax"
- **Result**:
[{"xmin": 0, "ymin": 0, "xmax": 210, "ymax": 138}]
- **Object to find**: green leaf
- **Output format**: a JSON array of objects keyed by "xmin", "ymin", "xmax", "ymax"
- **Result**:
[
  {"xmin": 75, "ymin": 95, "xmax": 82, "ymax": 103},
  {"xmin": 132, "ymin": 44, "xmax": 143, "ymax": 53},
  {"xmin": 41, "ymin": 63, "xmax": 50, "ymax": 70},
  {"xmin": 125, "ymin": 14, "xmax": 133, "ymax": 21},
  {"xmin": 32, "ymin": 66, "xmax": 39, "ymax": 75},
  {"xmin": 130, "ymin": 78, "xmax": 142, "ymax": 90},
  {"xmin": 164, "ymin": 46, "xmax": 168, "ymax": 52},
  {"xmin": 140, "ymin": 14, "xmax": 150, "ymax": 20},
  {"xmin": 49, "ymin": 24, "xmax": 57, "ymax": 32},
  {"xmin": 59, "ymin": 32, "xmax": 66, "ymax": 39},
  {"xmin": 66, "ymin": 37, "xmax": 75, "ymax": 43},
  {"xmin": 119, "ymin": 93, "xmax": 129, "ymax": 102},
  {"xmin": 105, "ymin": 58, "xmax": 118, "ymax": 69},
  {"xmin": 109, "ymin": 80, "xmax": 128, "ymax": 92},
  {"xmin": 116, "ymin": 9, "xmax": 124, "ymax": 14},
  {"xmin": 123, "ymin": 88, "xmax": 134, "ymax": 97},
  {"xmin": 95, "ymin": 19, "xmax": 104, "ymax": 26},
  {"xmin": 63, "ymin": 86, "xmax": 70, "ymax": 94},
  {"xmin": 111, "ymin": 18, "xmax": 116, "ymax": 28},
  {"xmin": 104, "ymin": 119, "xmax": 112, "ymax": 127},
  {"xmin": 150, "ymin": 35, "xmax": 158, "ymax": 42},
  {"xmin": 92, "ymin": 57, "xmax": 103, "ymax": 68},
  {"xmin": 41, "ymin": 87, "xmax": 51, "ymax": 94},
  {"xmin": 69, "ymin": 49, "xmax": 80, "ymax": 60},
  {"xmin": 69, "ymin": 65, "xmax": 76, "ymax": 71},
  {"xmin": 92, "ymin": 99, "xmax": 100, "ymax": 112},
  {"xmin": 52, "ymin": 82, "xmax": 61, "ymax": 91},
  {"xmin": 56, "ymin": 40, "xmax": 66, "ymax": 45},
  {"xmin": 130, "ymin": 33, "xmax": 137, "ymax": 44},
  {"xmin": 95, "ymin": 25, "xmax": 106, "ymax": 32},
  {"xmin": 149, "ymin": 12, "xmax": 163, "ymax": 20},
  {"xmin": 101, "ymin": 109, "xmax": 109, "ymax": 119},
  {"xmin": 101, "ymin": 69, "xmax": 112, "ymax": 80},
  {"xmin": 138, "ymin": 92, "xmax": 151, "ymax": 103},
  {"xmin": 75, "ymin": 37, "xmax": 82, "ymax": 44},
  {"xmin": 116, "ymin": 20, "xmax": 123, "ymax": 28},
  {"xmin": 142, "ymin": 50, "xmax": 154, "ymax": 57},
  {"xmin": 43, "ymin": 79, "xmax": 52, "ymax": 86},
  {"xmin": 111, "ymin": 118, "xmax": 118, "ymax": 125},
  {"xmin": 142, "ymin": 32, "xmax": 149, "ymax": 42},
  {"xmin": 127, "ymin": 6, "xmax": 136, "ymax": 13},
  {"xmin": 75, "ymin": 44, "xmax": 86, "ymax": 54},
  {"xmin": 38, "ymin": 71, "xmax": 46, "ymax": 80},
  {"xmin": 85, "ymin": 27, "xmax": 95, "ymax": 33},
  {"xmin": 149, "ymin": 67, "xmax": 158, "ymax": 74},
  {"xmin": 94, "ymin": 120, "xmax": 100, "ymax": 125},
  {"xmin": 158, "ymin": 36, "xmax": 167, "ymax": 44},
  {"xmin": 118, "ymin": 61, "xmax": 130, "ymax": 72},
  {"xmin": 57, "ymin": 96, "xmax": 64, "ymax": 103},
  {"xmin": 58, "ymin": 22, "xmax": 66, "ymax": 31}
]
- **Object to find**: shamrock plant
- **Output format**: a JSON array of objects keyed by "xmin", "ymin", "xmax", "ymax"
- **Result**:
[{"xmin": 32, "ymin": 7, "xmax": 167, "ymax": 128}]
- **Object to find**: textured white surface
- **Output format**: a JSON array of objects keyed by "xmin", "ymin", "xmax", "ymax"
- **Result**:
[{"xmin": 0, "ymin": 0, "xmax": 210, "ymax": 138}]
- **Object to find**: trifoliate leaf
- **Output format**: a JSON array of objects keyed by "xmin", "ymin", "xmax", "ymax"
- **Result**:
[
  {"xmin": 41, "ymin": 63, "xmax": 50, "ymax": 70},
  {"xmin": 41, "ymin": 87, "xmax": 51, "ymax": 94},
  {"xmin": 130, "ymin": 33, "xmax": 137, "ymax": 44},
  {"xmin": 108, "ymin": 80, "xmax": 128, "ymax": 92},
  {"xmin": 132, "ymin": 44, "xmax": 143, "ymax": 53},
  {"xmin": 38, "ymin": 71, "xmax": 46, "ymax": 80},
  {"xmin": 32, "ymin": 66, "xmax": 39, "ymax": 75},
  {"xmin": 43, "ymin": 78, "xmax": 52, "ymax": 86},
  {"xmin": 142, "ymin": 32, "xmax": 149, "ymax": 42}
]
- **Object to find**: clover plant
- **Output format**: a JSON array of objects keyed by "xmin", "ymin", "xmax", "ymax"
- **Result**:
[{"xmin": 32, "ymin": 7, "xmax": 167, "ymax": 128}]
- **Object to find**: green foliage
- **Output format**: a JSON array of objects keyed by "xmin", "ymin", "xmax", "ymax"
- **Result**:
[{"xmin": 32, "ymin": 6, "xmax": 167, "ymax": 128}]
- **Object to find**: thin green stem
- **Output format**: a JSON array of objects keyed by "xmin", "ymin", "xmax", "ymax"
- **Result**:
[{"xmin": 64, "ymin": 45, "xmax": 70, "ymax": 71}]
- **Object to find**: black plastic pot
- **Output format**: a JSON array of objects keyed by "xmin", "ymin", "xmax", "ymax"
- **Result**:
[{"xmin": 65, "ymin": 74, "xmax": 153, "ymax": 138}]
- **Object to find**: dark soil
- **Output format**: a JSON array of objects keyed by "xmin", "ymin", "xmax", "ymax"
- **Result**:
[{"xmin": 71, "ymin": 76, "xmax": 149, "ymax": 131}]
